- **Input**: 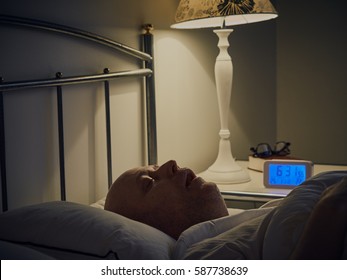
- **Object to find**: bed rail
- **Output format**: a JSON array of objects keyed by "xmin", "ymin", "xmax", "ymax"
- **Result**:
[
  {"xmin": 0, "ymin": 69, "xmax": 152, "ymax": 91},
  {"xmin": 0, "ymin": 15, "xmax": 152, "ymax": 62},
  {"xmin": 142, "ymin": 24, "xmax": 158, "ymax": 169},
  {"xmin": 0, "ymin": 16, "xmax": 158, "ymax": 212}
]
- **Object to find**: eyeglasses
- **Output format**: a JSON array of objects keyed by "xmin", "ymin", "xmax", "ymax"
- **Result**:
[{"xmin": 250, "ymin": 141, "xmax": 291, "ymax": 158}]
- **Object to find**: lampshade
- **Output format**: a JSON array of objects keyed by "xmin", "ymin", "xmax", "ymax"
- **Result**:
[{"xmin": 171, "ymin": 0, "xmax": 278, "ymax": 29}]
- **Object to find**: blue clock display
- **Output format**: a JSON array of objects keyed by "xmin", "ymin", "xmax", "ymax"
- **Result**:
[
  {"xmin": 268, "ymin": 163, "xmax": 306, "ymax": 186},
  {"xmin": 263, "ymin": 160, "xmax": 313, "ymax": 188}
]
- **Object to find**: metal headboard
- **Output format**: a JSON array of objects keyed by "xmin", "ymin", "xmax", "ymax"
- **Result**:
[{"xmin": 0, "ymin": 15, "xmax": 158, "ymax": 212}]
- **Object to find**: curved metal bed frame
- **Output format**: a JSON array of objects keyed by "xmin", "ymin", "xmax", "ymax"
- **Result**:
[
  {"xmin": 0, "ymin": 15, "xmax": 152, "ymax": 61},
  {"xmin": 0, "ymin": 15, "xmax": 158, "ymax": 211}
]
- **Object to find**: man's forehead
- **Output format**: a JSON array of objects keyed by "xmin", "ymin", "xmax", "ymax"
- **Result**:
[
  {"xmin": 120, "ymin": 165, "xmax": 156, "ymax": 179},
  {"xmin": 127, "ymin": 166, "xmax": 151, "ymax": 175}
]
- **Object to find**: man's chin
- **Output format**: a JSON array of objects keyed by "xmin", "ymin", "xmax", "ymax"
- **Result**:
[
  {"xmin": 190, "ymin": 177, "xmax": 220, "ymax": 193},
  {"xmin": 202, "ymin": 181, "xmax": 219, "ymax": 191}
]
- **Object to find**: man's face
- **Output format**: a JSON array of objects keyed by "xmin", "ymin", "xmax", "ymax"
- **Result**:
[{"xmin": 105, "ymin": 160, "xmax": 228, "ymax": 239}]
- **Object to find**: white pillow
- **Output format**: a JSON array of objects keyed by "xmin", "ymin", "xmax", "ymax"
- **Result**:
[
  {"xmin": 0, "ymin": 201, "xmax": 175, "ymax": 260},
  {"xmin": 90, "ymin": 197, "xmax": 106, "ymax": 209}
]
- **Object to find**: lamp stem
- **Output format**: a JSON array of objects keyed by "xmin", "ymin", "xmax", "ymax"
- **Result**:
[{"xmin": 200, "ymin": 29, "xmax": 250, "ymax": 184}]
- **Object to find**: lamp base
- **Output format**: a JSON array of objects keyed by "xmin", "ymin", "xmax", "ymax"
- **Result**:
[
  {"xmin": 199, "ymin": 138, "xmax": 250, "ymax": 184},
  {"xmin": 198, "ymin": 29, "xmax": 250, "ymax": 185}
]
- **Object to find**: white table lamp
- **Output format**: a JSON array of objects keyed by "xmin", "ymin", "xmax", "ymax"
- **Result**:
[{"xmin": 171, "ymin": 0, "xmax": 278, "ymax": 184}]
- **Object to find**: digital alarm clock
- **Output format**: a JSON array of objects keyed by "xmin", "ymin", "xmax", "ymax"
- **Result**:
[{"xmin": 263, "ymin": 160, "xmax": 314, "ymax": 188}]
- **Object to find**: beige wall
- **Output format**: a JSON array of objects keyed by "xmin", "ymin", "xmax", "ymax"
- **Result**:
[
  {"xmin": 276, "ymin": 0, "xmax": 347, "ymax": 164},
  {"xmin": 5, "ymin": 0, "xmax": 345, "ymax": 210}
]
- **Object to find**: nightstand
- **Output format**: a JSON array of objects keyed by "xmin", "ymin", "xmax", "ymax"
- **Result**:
[{"xmin": 219, "ymin": 161, "xmax": 347, "ymax": 209}]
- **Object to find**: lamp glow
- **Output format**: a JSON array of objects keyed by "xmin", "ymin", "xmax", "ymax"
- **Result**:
[{"xmin": 171, "ymin": 0, "xmax": 278, "ymax": 184}]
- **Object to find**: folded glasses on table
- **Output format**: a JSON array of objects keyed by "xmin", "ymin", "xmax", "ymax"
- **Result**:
[{"xmin": 250, "ymin": 141, "xmax": 291, "ymax": 158}]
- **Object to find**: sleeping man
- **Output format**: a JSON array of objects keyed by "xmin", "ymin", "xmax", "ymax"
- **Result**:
[
  {"xmin": 105, "ymin": 160, "xmax": 347, "ymax": 259},
  {"xmin": 104, "ymin": 160, "xmax": 229, "ymax": 240}
]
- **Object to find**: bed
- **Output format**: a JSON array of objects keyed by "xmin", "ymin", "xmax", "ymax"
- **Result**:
[
  {"xmin": 1, "ymin": 15, "xmax": 347, "ymax": 260},
  {"xmin": 1, "ymin": 170, "xmax": 347, "ymax": 260}
]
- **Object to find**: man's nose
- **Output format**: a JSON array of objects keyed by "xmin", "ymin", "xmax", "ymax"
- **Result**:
[{"xmin": 154, "ymin": 160, "xmax": 178, "ymax": 178}]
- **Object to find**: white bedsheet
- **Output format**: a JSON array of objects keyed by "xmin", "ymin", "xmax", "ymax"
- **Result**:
[{"xmin": 182, "ymin": 171, "xmax": 347, "ymax": 259}]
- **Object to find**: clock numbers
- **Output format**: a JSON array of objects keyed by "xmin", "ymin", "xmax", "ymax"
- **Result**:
[
  {"xmin": 269, "ymin": 164, "xmax": 306, "ymax": 186},
  {"xmin": 275, "ymin": 165, "xmax": 291, "ymax": 177}
]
